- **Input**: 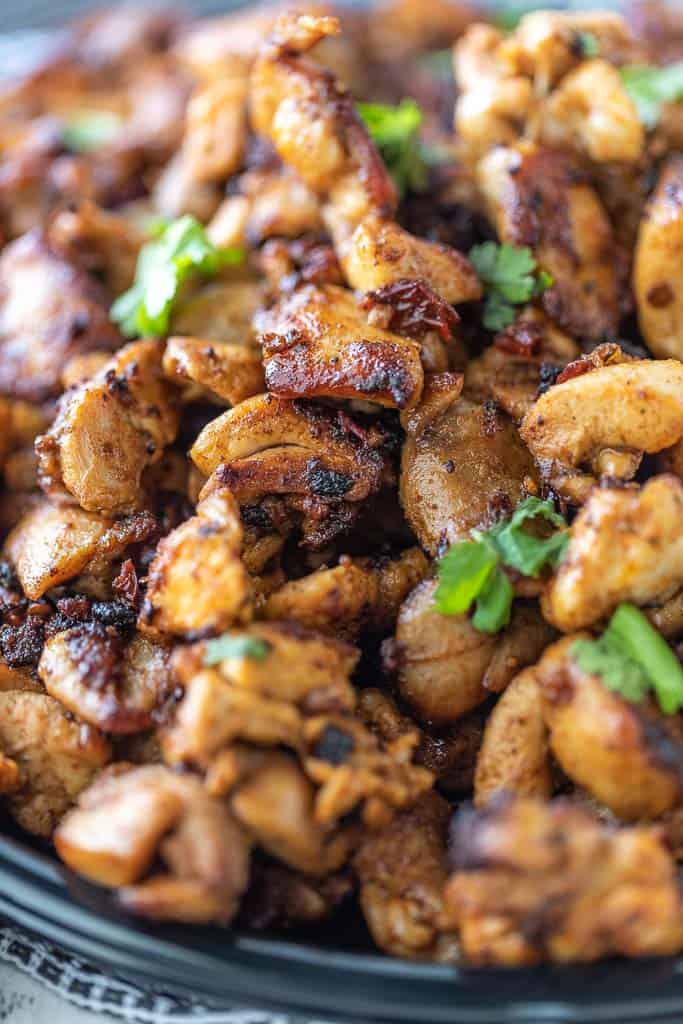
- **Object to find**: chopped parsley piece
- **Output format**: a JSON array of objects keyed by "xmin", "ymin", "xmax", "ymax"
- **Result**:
[
  {"xmin": 358, "ymin": 99, "xmax": 429, "ymax": 198},
  {"xmin": 620, "ymin": 62, "xmax": 683, "ymax": 128},
  {"xmin": 62, "ymin": 111, "xmax": 123, "ymax": 153},
  {"xmin": 203, "ymin": 634, "xmax": 271, "ymax": 666},
  {"xmin": 576, "ymin": 32, "xmax": 600, "ymax": 58},
  {"xmin": 469, "ymin": 242, "xmax": 553, "ymax": 332},
  {"xmin": 573, "ymin": 603, "xmax": 683, "ymax": 715},
  {"xmin": 435, "ymin": 496, "xmax": 568, "ymax": 633},
  {"xmin": 111, "ymin": 215, "xmax": 244, "ymax": 338}
]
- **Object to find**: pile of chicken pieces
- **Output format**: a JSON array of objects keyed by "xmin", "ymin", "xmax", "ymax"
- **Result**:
[{"xmin": 0, "ymin": 0, "xmax": 683, "ymax": 967}]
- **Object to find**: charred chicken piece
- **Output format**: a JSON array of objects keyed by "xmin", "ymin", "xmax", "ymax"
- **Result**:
[
  {"xmin": 446, "ymin": 795, "xmax": 683, "ymax": 965},
  {"xmin": 37, "ymin": 339, "xmax": 179, "ymax": 515},
  {"xmin": 355, "ymin": 791, "xmax": 458, "ymax": 960},
  {"xmin": 162, "ymin": 335, "xmax": 265, "ymax": 407},
  {"xmin": 258, "ymin": 283, "xmax": 424, "ymax": 410},
  {"xmin": 55, "ymin": 764, "xmax": 251, "ymax": 924},
  {"xmin": 0, "ymin": 691, "xmax": 111, "ymax": 837},
  {"xmin": 400, "ymin": 374, "xmax": 538, "ymax": 555},
  {"xmin": 535, "ymin": 634, "xmax": 683, "ymax": 821},
  {"xmin": 142, "ymin": 487, "xmax": 252, "ymax": 638}
]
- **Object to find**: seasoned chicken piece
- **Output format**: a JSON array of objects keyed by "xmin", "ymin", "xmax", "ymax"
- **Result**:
[
  {"xmin": 153, "ymin": 151, "xmax": 223, "ymax": 223},
  {"xmin": 4, "ymin": 500, "xmax": 156, "ymax": 600},
  {"xmin": 478, "ymin": 143, "xmax": 619, "ymax": 344},
  {"xmin": 0, "ymin": 229, "xmax": 122, "ymax": 402},
  {"xmin": 340, "ymin": 215, "xmax": 481, "ymax": 304},
  {"xmin": 163, "ymin": 336, "xmax": 264, "ymax": 407},
  {"xmin": 39, "ymin": 629, "xmax": 171, "ymax": 734},
  {"xmin": 258, "ymin": 283, "xmax": 423, "ymax": 410},
  {"xmin": 538, "ymin": 60, "xmax": 643, "ymax": 164},
  {"xmin": 142, "ymin": 488, "xmax": 251, "ymax": 639},
  {"xmin": 263, "ymin": 548, "xmax": 428, "ymax": 639},
  {"xmin": 536, "ymin": 635, "xmax": 683, "ymax": 821},
  {"xmin": 474, "ymin": 669, "xmax": 552, "ymax": 806},
  {"xmin": 0, "ymin": 692, "xmax": 111, "ymax": 837},
  {"xmin": 55, "ymin": 764, "xmax": 251, "ymax": 924},
  {"xmin": 520, "ymin": 358, "xmax": 683, "ymax": 502},
  {"xmin": 634, "ymin": 155, "xmax": 683, "ymax": 360},
  {"xmin": 183, "ymin": 76, "xmax": 247, "ymax": 185},
  {"xmin": 391, "ymin": 578, "xmax": 554, "ymax": 724},
  {"xmin": 239, "ymin": 168, "xmax": 323, "ymax": 245},
  {"xmin": 240, "ymin": 861, "xmax": 352, "ymax": 930},
  {"xmin": 544, "ymin": 477, "xmax": 683, "ymax": 632},
  {"xmin": 37, "ymin": 339, "xmax": 179, "ymax": 515},
  {"xmin": 445, "ymin": 796, "xmax": 683, "ymax": 965},
  {"xmin": 172, "ymin": 279, "xmax": 263, "ymax": 345},
  {"xmin": 400, "ymin": 374, "xmax": 538, "ymax": 555},
  {"xmin": 355, "ymin": 791, "xmax": 458, "ymax": 961},
  {"xmin": 46, "ymin": 201, "xmax": 142, "ymax": 295}
]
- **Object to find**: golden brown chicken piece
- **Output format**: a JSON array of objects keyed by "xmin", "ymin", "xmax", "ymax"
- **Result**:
[
  {"xmin": 445, "ymin": 795, "xmax": 683, "ymax": 965},
  {"xmin": 535, "ymin": 635, "xmax": 683, "ymax": 821},
  {"xmin": 474, "ymin": 668, "xmax": 552, "ymax": 806},
  {"xmin": 142, "ymin": 487, "xmax": 252, "ymax": 638},
  {"xmin": 39, "ymin": 629, "xmax": 171, "ymax": 734},
  {"xmin": 0, "ymin": 230, "xmax": 122, "ymax": 402},
  {"xmin": 400, "ymin": 374, "xmax": 538, "ymax": 555},
  {"xmin": 262, "ymin": 548, "xmax": 428, "ymax": 639},
  {"xmin": 544, "ymin": 477, "xmax": 683, "ymax": 632},
  {"xmin": 37, "ymin": 339, "xmax": 179, "ymax": 516},
  {"xmin": 55, "ymin": 764, "xmax": 251, "ymax": 924},
  {"xmin": 392, "ymin": 578, "xmax": 554, "ymax": 724},
  {"xmin": 0, "ymin": 691, "xmax": 111, "ymax": 837},
  {"xmin": 478, "ymin": 143, "xmax": 619, "ymax": 343},
  {"xmin": 354, "ymin": 791, "xmax": 458, "ymax": 961},
  {"xmin": 4, "ymin": 500, "xmax": 155, "ymax": 600},
  {"xmin": 171, "ymin": 279, "xmax": 263, "ymax": 345},
  {"xmin": 183, "ymin": 75, "xmax": 247, "ymax": 185},
  {"xmin": 258, "ymin": 283, "xmax": 424, "ymax": 410},
  {"xmin": 520, "ymin": 358, "xmax": 683, "ymax": 503},
  {"xmin": 162, "ymin": 335, "xmax": 265, "ymax": 406},
  {"xmin": 46, "ymin": 201, "xmax": 142, "ymax": 296},
  {"xmin": 634, "ymin": 155, "xmax": 683, "ymax": 360}
]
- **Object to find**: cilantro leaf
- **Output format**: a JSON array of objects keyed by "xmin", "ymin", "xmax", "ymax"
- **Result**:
[
  {"xmin": 435, "ymin": 496, "xmax": 568, "ymax": 632},
  {"xmin": 469, "ymin": 242, "xmax": 553, "ymax": 331},
  {"xmin": 358, "ymin": 99, "xmax": 429, "ymax": 198},
  {"xmin": 620, "ymin": 62, "xmax": 683, "ymax": 129},
  {"xmin": 62, "ymin": 111, "xmax": 123, "ymax": 153},
  {"xmin": 471, "ymin": 566, "xmax": 514, "ymax": 634},
  {"xmin": 204, "ymin": 634, "xmax": 271, "ymax": 666},
  {"xmin": 434, "ymin": 539, "xmax": 497, "ymax": 616},
  {"xmin": 572, "ymin": 603, "xmax": 683, "ymax": 715},
  {"xmin": 111, "ymin": 215, "xmax": 244, "ymax": 338}
]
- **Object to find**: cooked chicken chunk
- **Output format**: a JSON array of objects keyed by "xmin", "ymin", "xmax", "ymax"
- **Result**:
[
  {"xmin": 171, "ymin": 280, "xmax": 263, "ymax": 345},
  {"xmin": 544, "ymin": 477, "xmax": 683, "ymax": 631},
  {"xmin": 258, "ymin": 283, "xmax": 424, "ymax": 410},
  {"xmin": 37, "ymin": 339, "xmax": 179, "ymax": 515},
  {"xmin": 162, "ymin": 335, "xmax": 265, "ymax": 406},
  {"xmin": 183, "ymin": 76, "xmax": 247, "ymax": 185},
  {"xmin": 142, "ymin": 488, "xmax": 252, "ymax": 638},
  {"xmin": 0, "ymin": 230, "xmax": 122, "ymax": 402},
  {"xmin": 55, "ymin": 764, "xmax": 251, "ymax": 924},
  {"xmin": 634, "ymin": 155, "xmax": 683, "ymax": 360},
  {"xmin": 400, "ymin": 374, "xmax": 538, "ymax": 555},
  {"xmin": 392, "ymin": 578, "xmax": 554, "ymax": 724},
  {"xmin": 474, "ymin": 669, "xmax": 552, "ymax": 806},
  {"xmin": 0, "ymin": 692, "xmax": 111, "ymax": 837},
  {"xmin": 355, "ymin": 791, "xmax": 458, "ymax": 960},
  {"xmin": 39, "ymin": 629, "xmax": 171, "ymax": 734},
  {"xmin": 263, "ymin": 548, "xmax": 428, "ymax": 639},
  {"xmin": 478, "ymin": 143, "xmax": 619, "ymax": 343},
  {"xmin": 445, "ymin": 796, "xmax": 683, "ymax": 965},
  {"xmin": 520, "ymin": 358, "xmax": 683, "ymax": 502},
  {"xmin": 535, "ymin": 635, "xmax": 683, "ymax": 820}
]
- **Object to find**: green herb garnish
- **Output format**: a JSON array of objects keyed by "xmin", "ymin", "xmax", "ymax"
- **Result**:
[
  {"xmin": 203, "ymin": 634, "xmax": 271, "ymax": 666},
  {"xmin": 572, "ymin": 603, "xmax": 683, "ymax": 715},
  {"xmin": 620, "ymin": 62, "xmax": 683, "ymax": 128},
  {"xmin": 62, "ymin": 111, "xmax": 123, "ymax": 153},
  {"xmin": 111, "ymin": 215, "xmax": 244, "ymax": 338},
  {"xmin": 358, "ymin": 99, "xmax": 429, "ymax": 198},
  {"xmin": 435, "ymin": 496, "xmax": 569, "ymax": 633},
  {"xmin": 576, "ymin": 32, "xmax": 600, "ymax": 58},
  {"xmin": 469, "ymin": 242, "xmax": 553, "ymax": 332}
]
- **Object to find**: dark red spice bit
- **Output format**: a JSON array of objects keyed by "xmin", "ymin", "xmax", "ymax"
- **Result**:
[
  {"xmin": 493, "ymin": 319, "xmax": 543, "ymax": 357},
  {"xmin": 112, "ymin": 558, "xmax": 141, "ymax": 609},
  {"xmin": 361, "ymin": 278, "xmax": 459, "ymax": 342}
]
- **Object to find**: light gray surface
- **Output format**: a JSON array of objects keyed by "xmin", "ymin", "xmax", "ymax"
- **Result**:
[{"xmin": 0, "ymin": 963, "xmax": 104, "ymax": 1023}]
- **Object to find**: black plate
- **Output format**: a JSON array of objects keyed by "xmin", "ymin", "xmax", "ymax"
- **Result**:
[{"xmin": 4, "ymin": 823, "xmax": 683, "ymax": 1024}]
